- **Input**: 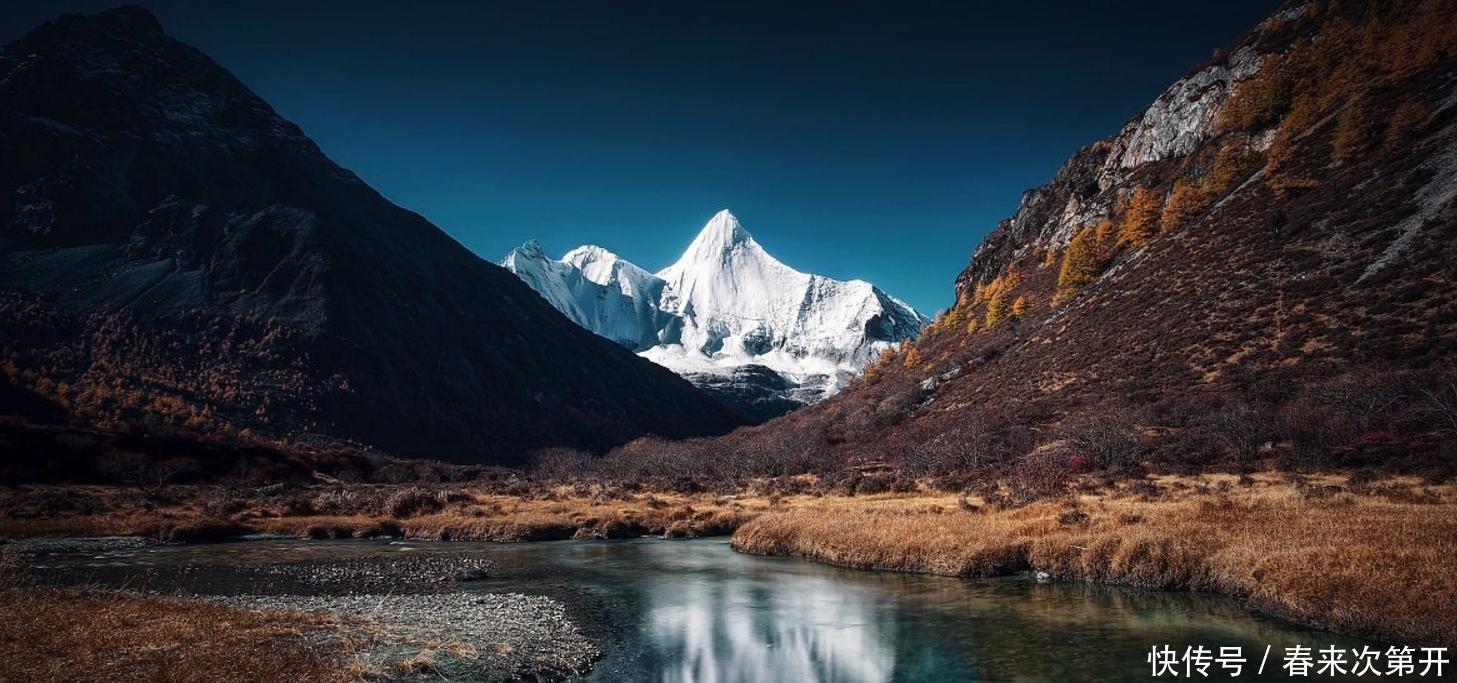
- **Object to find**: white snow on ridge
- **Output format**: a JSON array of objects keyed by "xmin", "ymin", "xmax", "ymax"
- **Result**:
[
  {"xmin": 501, "ymin": 210, "xmax": 929, "ymax": 403},
  {"xmin": 502, "ymin": 240, "xmax": 668, "ymax": 351}
]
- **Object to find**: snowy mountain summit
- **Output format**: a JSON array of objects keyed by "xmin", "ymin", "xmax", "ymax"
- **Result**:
[{"xmin": 502, "ymin": 210, "xmax": 929, "ymax": 418}]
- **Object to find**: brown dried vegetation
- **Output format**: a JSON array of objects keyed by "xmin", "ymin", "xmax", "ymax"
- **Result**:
[
  {"xmin": 0, "ymin": 587, "xmax": 356, "ymax": 683},
  {"xmin": 732, "ymin": 473, "xmax": 1457, "ymax": 648},
  {"xmin": 0, "ymin": 481, "xmax": 761, "ymax": 543}
]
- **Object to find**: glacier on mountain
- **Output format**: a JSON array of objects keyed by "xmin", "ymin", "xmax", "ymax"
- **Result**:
[{"xmin": 501, "ymin": 210, "xmax": 929, "ymax": 413}]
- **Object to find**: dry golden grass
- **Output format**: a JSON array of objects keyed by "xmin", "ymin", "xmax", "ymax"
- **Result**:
[
  {"xmin": 246, "ymin": 488, "xmax": 763, "ymax": 541},
  {"xmin": 0, "ymin": 484, "xmax": 767, "ymax": 542},
  {"xmin": 6, "ymin": 475, "xmax": 1454, "ymax": 649},
  {"xmin": 0, "ymin": 587, "xmax": 356, "ymax": 683},
  {"xmin": 731, "ymin": 473, "xmax": 1457, "ymax": 648}
]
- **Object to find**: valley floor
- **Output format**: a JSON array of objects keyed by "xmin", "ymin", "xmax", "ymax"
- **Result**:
[{"xmin": 2, "ymin": 471, "xmax": 1454, "ymax": 681}]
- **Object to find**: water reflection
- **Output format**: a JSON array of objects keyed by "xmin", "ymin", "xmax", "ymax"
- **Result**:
[
  {"xmin": 647, "ymin": 571, "xmax": 895, "ymax": 683},
  {"xmin": 16, "ymin": 537, "xmax": 1418, "ymax": 682},
  {"xmin": 558, "ymin": 540, "xmax": 1393, "ymax": 683}
]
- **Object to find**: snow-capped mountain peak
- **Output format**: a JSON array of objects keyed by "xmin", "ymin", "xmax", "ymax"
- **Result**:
[
  {"xmin": 502, "ymin": 239, "xmax": 549, "ymax": 267},
  {"xmin": 566, "ymin": 244, "xmax": 664, "ymax": 304},
  {"xmin": 501, "ymin": 211, "xmax": 930, "ymax": 414},
  {"xmin": 671, "ymin": 209, "xmax": 756, "ymax": 265}
]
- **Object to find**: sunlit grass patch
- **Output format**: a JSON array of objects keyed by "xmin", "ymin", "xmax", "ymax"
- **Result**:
[{"xmin": 732, "ymin": 474, "xmax": 1457, "ymax": 648}]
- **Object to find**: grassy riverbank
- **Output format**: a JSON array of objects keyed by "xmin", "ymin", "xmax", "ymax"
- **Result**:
[
  {"xmin": 3, "ymin": 471, "xmax": 1454, "ymax": 651},
  {"xmin": 732, "ymin": 472, "xmax": 1457, "ymax": 649},
  {"xmin": 0, "ymin": 483, "xmax": 762, "ymax": 542}
]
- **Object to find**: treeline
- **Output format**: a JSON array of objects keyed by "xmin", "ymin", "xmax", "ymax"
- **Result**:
[{"xmin": 0, "ymin": 292, "xmax": 328, "ymax": 441}]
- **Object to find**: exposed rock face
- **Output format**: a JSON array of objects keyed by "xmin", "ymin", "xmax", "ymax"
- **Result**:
[
  {"xmin": 947, "ymin": 0, "xmax": 1457, "ymax": 392},
  {"xmin": 727, "ymin": 0, "xmax": 1457, "ymax": 469},
  {"xmin": 957, "ymin": 29, "xmax": 1274, "ymax": 297},
  {"xmin": 0, "ymin": 6, "xmax": 747, "ymax": 463},
  {"xmin": 1107, "ymin": 46, "xmax": 1263, "ymax": 172},
  {"xmin": 678, "ymin": 364, "xmax": 806, "ymax": 423}
]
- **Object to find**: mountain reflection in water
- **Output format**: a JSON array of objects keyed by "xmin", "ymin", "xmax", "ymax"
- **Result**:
[
  {"xmin": 648, "ymin": 570, "xmax": 895, "ymax": 683},
  {"xmin": 556, "ymin": 540, "xmax": 1384, "ymax": 683},
  {"xmin": 14, "ymin": 537, "xmax": 1398, "ymax": 682}
]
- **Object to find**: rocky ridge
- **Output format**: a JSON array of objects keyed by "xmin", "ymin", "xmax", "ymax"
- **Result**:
[
  {"xmin": 721, "ymin": 0, "xmax": 1457, "ymax": 472},
  {"xmin": 957, "ymin": 23, "xmax": 1272, "ymax": 296}
]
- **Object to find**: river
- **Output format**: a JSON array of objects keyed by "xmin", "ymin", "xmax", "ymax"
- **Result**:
[{"xmin": 15, "ymin": 536, "xmax": 1421, "ymax": 682}]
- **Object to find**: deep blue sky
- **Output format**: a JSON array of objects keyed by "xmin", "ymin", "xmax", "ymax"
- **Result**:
[{"xmin": 6, "ymin": 1, "xmax": 1280, "ymax": 314}]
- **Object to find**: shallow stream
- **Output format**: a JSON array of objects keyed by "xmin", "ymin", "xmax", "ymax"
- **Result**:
[{"xmin": 17, "ymin": 536, "xmax": 1429, "ymax": 682}]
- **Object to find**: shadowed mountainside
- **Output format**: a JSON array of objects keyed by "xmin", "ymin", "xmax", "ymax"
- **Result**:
[{"xmin": 0, "ymin": 6, "xmax": 747, "ymax": 465}]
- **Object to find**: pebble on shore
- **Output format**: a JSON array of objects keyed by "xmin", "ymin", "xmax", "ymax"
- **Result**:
[{"xmin": 230, "ymin": 592, "xmax": 601, "ymax": 682}]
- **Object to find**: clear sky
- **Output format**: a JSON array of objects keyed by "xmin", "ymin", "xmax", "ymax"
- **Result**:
[{"xmin": 5, "ymin": 1, "xmax": 1281, "ymax": 314}]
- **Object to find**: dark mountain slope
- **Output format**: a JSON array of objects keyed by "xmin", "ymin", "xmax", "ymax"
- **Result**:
[
  {"xmin": 0, "ymin": 6, "xmax": 747, "ymax": 464},
  {"xmin": 710, "ymin": 0, "xmax": 1457, "ymax": 475}
]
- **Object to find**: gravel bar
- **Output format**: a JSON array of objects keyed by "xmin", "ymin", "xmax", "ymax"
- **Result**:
[
  {"xmin": 5, "ymin": 536, "xmax": 161, "ymax": 554},
  {"xmin": 241, "ymin": 552, "xmax": 496, "ymax": 594},
  {"xmin": 230, "ymin": 592, "xmax": 601, "ymax": 682}
]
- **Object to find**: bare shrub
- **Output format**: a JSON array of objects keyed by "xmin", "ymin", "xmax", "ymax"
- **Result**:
[
  {"xmin": 1004, "ymin": 447, "xmax": 1071, "ymax": 505},
  {"xmin": 1060, "ymin": 410, "xmax": 1138, "ymax": 469},
  {"xmin": 279, "ymin": 492, "xmax": 316, "ymax": 516},
  {"xmin": 96, "ymin": 453, "xmax": 198, "ymax": 500},
  {"xmin": 1206, "ymin": 400, "xmax": 1268, "ymax": 460},
  {"xmin": 1297, "ymin": 482, "xmax": 1342, "ymax": 499},
  {"xmin": 17, "ymin": 489, "xmax": 91, "ymax": 516},
  {"xmin": 384, "ymin": 486, "xmax": 443, "ymax": 518},
  {"xmin": 313, "ymin": 489, "xmax": 371, "ymax": 515},
  {"xmin": 588, "ymin": 437, "xmax": 707, "ymax": 490},
  {"xmin": 529, "ymin": 447, "xmax": 593, "ymax": 483},
  {"xmin": 437, "ymin": 489, "xmax": 472, "ymax": 505},
  {"xmin": 1278, "ymin": 399, "xmax": 1359, "ymax": 466},
  {"xmin": 201, "ymin": 491, "xmax": 246, "ymax": 518},
  {"xmin": 906, "ymin": 413, "xmax": 1010, "ymax": 476},
  {"xmin": 1346, "ymin": 469, "xmax": 1384, "ymax": 494},
  {"xmin": 372, "ymin": 462, "xmax": 417, "ymax": 485},
  {"xmin": 1125, "ymin": 479, "xmax": 1162, "ymax": 499},
  {"xmin": 1056, "ymin": 505, "xmax": 1090, "ymax": 527},
  {"xmin": 1311, "ymin": 370, "xmax": 1413, "ymax": 432},
  {"xmin": 855, "ymin": 472, "xmax": 896, "ymax": 496},
  {"xmin": 592, "ymin": 486, "xmax": 633, "ymax": 502},
  {"xmin": 1421, "ymin": 378, "xmax": 1457, "ymax": 433}
]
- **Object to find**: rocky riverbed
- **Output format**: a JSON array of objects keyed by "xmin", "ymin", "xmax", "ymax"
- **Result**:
[
  {"xmin": 240, "ymin": 548, "xmax": 496, "ymax": 594},
  {"xmin": 231, "ymin": 592, "xmax": 600, "ymax": 682},
  {"xmin": 5, "ymin": 535, "xmax": 161, "ymax": 554},
  {"xmin": 5, "ymin": 538, "xmax": 602, "ymax": 681}
]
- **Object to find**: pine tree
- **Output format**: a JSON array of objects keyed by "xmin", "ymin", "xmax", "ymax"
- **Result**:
[
  {"xmin": 986, "ymin": 292, "xmax": 1012, "ymax": 328},
  {"xmin": 901, "ymin": 344, "xmax": 924, "ymax": 369},
  {"xmin": 1208, "ymin": 136, "xmax": 1260, "ymax": 196},
  {"xmin": 1056, "ymin": 226, "xmax": 1110, "ymax": 303},
  {"xmin": 982, "ymin": 267, "xmax": 1022, "ymax": 328},
  {"xmin": 1117, "ymin": 187, "xmax": 1163, "ymax": 247},
  {"xmin": 1331, "ymin": 103, "xmax": 1376, "ymax": 161},
  {"xmin": 1159, "ymin": 178, "xmax": 1208, "ymax": 233}
]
